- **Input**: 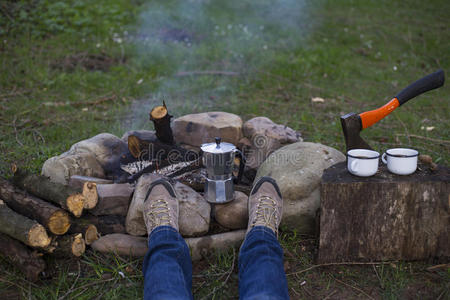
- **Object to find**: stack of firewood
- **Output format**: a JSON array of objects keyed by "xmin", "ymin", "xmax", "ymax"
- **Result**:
[
  {"xmin": 0, "ymin": 169, "xmax": 134, "ymax": 282},
  {"xmin": 0, "ymin": 103, "xmax": 201, "ymax": 282}
]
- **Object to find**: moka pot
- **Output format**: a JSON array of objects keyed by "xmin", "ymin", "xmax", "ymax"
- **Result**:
[{"xmin": 200, "ymin": 137, "xmax": 245, "ymax": 203}]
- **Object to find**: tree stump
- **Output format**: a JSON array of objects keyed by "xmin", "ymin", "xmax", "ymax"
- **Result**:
[{"xmin": 318, "ymin": 162, "xmax": 449, "ymax": 263}]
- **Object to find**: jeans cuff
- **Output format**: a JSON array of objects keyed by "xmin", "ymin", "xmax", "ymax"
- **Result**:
[
  {"xmin": 149, "ymin": 225, "xmax": 179, "ymax": 238},
  {"xmin": 247, "ymin": 226, "xmax": 276, "ymax": 238}
]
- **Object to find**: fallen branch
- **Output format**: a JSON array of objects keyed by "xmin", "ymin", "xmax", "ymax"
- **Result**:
[
  {"xmin": 175, "ymin": 71, "xmax": 239, "ymax": 77},
  {"xmin": 287, "ymin": 261, "xmax": 398, "ymax": 276}
]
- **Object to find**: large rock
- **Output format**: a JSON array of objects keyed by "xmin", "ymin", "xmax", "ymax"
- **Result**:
[
  {"xmin": 91, "ymin": 230, "xmax": 246, "ymax": 261},
  {"xmin": 172, "ymin": 112, "xmax": 243, "ymax": 147},
  {"xmin": 69, "ymin": 133, "xmax": 128, "ymax": 175},
  {"xmin": 214, "ymin": 191, "xmax": 248, "ymax": 230},
  {"xmin": 242, "ymin": 117, "xmax": 302, "ymax": 181},
  {"xmin": 42, "ymin": 153, "xmax": 105, "ymax": 185},
  {"xmin": 126, "ymin": 174, "xmax": 211, "ymax": 237},
  {"xmin": 256, "ymin": 142, "xmax": 345, "ymax": 234}
]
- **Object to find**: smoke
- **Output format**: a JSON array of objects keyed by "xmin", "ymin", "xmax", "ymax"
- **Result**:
[{"xmin": 126, "ymin": 0, "xmax": 311, "ymax": 129}]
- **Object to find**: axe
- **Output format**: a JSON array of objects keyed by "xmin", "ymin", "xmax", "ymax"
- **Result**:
[{"xmin": 341, "ymin": 69, "xmax": 445, "ymax": 151}]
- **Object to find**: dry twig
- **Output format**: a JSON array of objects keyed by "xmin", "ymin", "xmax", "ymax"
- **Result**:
[
  {"xmin": 200, "ymin": 249, "xmax": 236, "ymax": 300},
  {"xmin": 287, "ymin": 261, "xmax": 398, "ymax": 276}
]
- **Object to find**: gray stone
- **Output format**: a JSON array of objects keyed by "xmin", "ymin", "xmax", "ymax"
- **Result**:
[
  {"xmin": 214, "ymin": 191, "xmax": 248, "ymax": 230},
  {"xmin": 256, "ymin": 142, "xmax": 345, "ymax": 234},
  {"xmin": 91, "ymin": 230, "xmax": 246, "ymax": 261},
  {"xmin": 172, "ymin": 112, "xmax": 243, "ymax": 147},
  {"xmin": 175, "ymin": 181, "xmax": 211, "ymax": 237},
  {"xmin": 126, "ymin": 174, "xmax": 211, "ymax": 237},
  {"xmin": 41, "ymin": 152, "xmax": 105, "ymax": 185},
  {"xmin": 69, "ymin": 133, "xmax": 128, "ymax": 174},
  {"xmin": 242, "ymin": 117, "xmax": 302, "ymax": 178}
]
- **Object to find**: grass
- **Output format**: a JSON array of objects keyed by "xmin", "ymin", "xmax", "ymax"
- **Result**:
[{"xmin": 1, "ymin": 0, "xmax": 449, "ymax": 298}]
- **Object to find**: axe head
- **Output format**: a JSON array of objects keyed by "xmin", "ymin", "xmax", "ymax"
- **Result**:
[{"xmin": 340, "ymin": 112, "xmax": 372, "ymax": 152}]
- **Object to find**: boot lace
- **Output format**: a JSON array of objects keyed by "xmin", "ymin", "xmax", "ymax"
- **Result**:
[
  {"xmin": 147, "ymin": 199, "xmax": 172, "ymax": 228},
  {"xmin": 251, "ymin": 196, "xmax": 279, "ymax": 235}
]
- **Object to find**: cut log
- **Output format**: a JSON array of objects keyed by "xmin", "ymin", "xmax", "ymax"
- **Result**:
[
  {"xmin": 12, "ymin": 169, "xmax": 84, "ymax": 217},
  {"xmin": 68, "ymin": 175, "xmax": 112, "ymax": 190},
  {"xmin": 0, "ymin": 199, "xmax": 51, "ymax": 248},
  {"xmin": 91, "ymin": 230, "xmax": 246, "ymax": 260},
  {"xmin": 0, "ymin": 177, "xmax": 71, "ymax": 235},
  {"xmin": 81, "ymin": 182, "xmax": 98, "ymax": 209},
  {"xmin": 319, "ymin": 162, "xmax": 450, "ymax": 263},
  {"xmin": 149, "ymin": 101, "xmax": 174, "ymax": 145},
  {"xmin": 53, "ymin": 233, "xmax": 86, "ymax": 257},
  {"xmin": 0, "ymin": 233, "xmax": 46, "ymax": 282},
  {"xmin": 68, "ymin": 219, "xmax": 99, "ymax": 245},
  {"xmin": 88, "ymin": 183, "xmax": 134, "ymax": 216}
]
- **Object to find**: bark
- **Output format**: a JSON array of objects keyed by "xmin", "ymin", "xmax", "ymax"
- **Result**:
[
  {"xmin": 68, "ymin": 175, "xmax": 112, "ymax": 190},
  {"xmin": 0, "ymin": 233, "xmax": 46, "ymax": 282},
  {"xmin": 0, "ymin": 177, "xmax": 71, "ymax": 235},
  {"xmin": 319, "ymin": 162, "xmax": 450, "ymax": 263},
  {"xmin": 0, "ymin": 199, "xmax": 51, "ymax": 248},
  {"xmin": 68, "ymin": 219, "xmax": 99, "ymax": 245},
  {"xmin": 81, "ymin": 214, "xmax": 126, "ymax": 235},
  {"xmin": 88, "ymin": 183, "xmax": 134, "ymax": 216},
  {"xmin": 53, "ymin": 233, "xmax": 85, "ymax": 257},
  {"xmin": 149, "ymin": 102, "xmax": 174, "ymax": 145},
  {"xmin": 13, "ymin": 169, "xmax": 84, "ymax": 217}
]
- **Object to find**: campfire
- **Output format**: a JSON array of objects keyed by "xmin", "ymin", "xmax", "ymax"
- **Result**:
[{"xmin": 0, "ymin": 102, "xmax": 304, "ymax": 282}]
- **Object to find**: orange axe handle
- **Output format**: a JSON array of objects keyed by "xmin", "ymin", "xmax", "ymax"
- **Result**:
[{"xmin": 359, "ymin": 69, "xmax": 445, "ymax": 129}]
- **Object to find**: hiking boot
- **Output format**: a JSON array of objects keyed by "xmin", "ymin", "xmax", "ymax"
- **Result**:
[
  {"xmin": 143, "ymin": 178, "xmax": 179, "ymax": 234},
  {"xmin": 247, "ymin": 176, "xmax": 283, "ymax": 236}
]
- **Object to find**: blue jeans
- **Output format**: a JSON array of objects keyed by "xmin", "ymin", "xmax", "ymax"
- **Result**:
[{"xmin": 143, "ymin": 226, "xmax": 289, "ymax": 300}]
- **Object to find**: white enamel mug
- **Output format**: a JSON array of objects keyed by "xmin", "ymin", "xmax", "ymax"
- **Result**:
[
  {"xmin": 382, "ymin": 148, "xmax": 419, "ymax": 175},
  {"xmin": 347, "ymin": 149, "xmax": 380, "ymax": 177}
]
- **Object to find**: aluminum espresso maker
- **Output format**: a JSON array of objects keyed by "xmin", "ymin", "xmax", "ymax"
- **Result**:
[{"xmin": 201, "ymin": 137, "xmax": 245, "ymax": 203}]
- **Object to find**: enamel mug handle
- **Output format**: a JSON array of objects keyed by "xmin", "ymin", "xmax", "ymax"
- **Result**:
[
  {"xmin": 350, "ymin": 160, "xmax": 359, "ymax": 172},
  {"xmin": 382, "ymin": 153, "xmax": 387, "ymax": 164}
]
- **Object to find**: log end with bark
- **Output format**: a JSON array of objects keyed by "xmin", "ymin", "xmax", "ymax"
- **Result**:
[
  {"xmin": 48, "ymin": 210, "xmax": 71, "ymax": 235},
  {"xmin": 53, "ymin": 234, "xmax": 86, "ymax": 257},
  {"xmin": 0, "ymin": 199, "xmax": 51, "ymax": 248},
  {"xmin": 66, "ymin": 194, "xmax": 84, "ymax": 218},
  {"xmin": 12, "ymin": 168, "xmax": 85, "ymax": 217},
  {"xmin": 82, "ymin": 182, "xmax": 98, "ymax": 209},
  {"xmin": 149, "ymin": 102, "xmax": 174, "ymax": 145}
]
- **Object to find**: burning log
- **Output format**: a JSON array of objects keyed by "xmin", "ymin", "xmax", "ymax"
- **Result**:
[
  {"xmin": 0, "ymin": 177, "xmax": 71, "ymax": 235},
  {"xmin": 13, "ymin": 168, "xmax": 85, "ymax": 217},
  {"xmin": 150, "ymin": 101, "xmax": 174, "ymax": 145},
  {"xmin": 0, "ymin": 199, "xmax": 51, "ymax": 248},
  {"xmin": 88, "ymin": 183, "xmax": 134, "ymax": 216},
  {"xmin": 53, "ymin": 233, "xmax": 86, "ymax": 257},
  {"xmin": 68, "ymin": 175, "xmax": 112, "ymax": 190},
  {"xmin": 68, "ymin": 219, "xmax": 99, "ymax": 245},
  {"xmin": 0, "ymin": 233, "xmax": 46, "ymax": 282}
]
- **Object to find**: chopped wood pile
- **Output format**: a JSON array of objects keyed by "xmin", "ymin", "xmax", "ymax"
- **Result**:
[{"xmin": 0, "ymin": 103, "xmax": 247, "ymax": 282}]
